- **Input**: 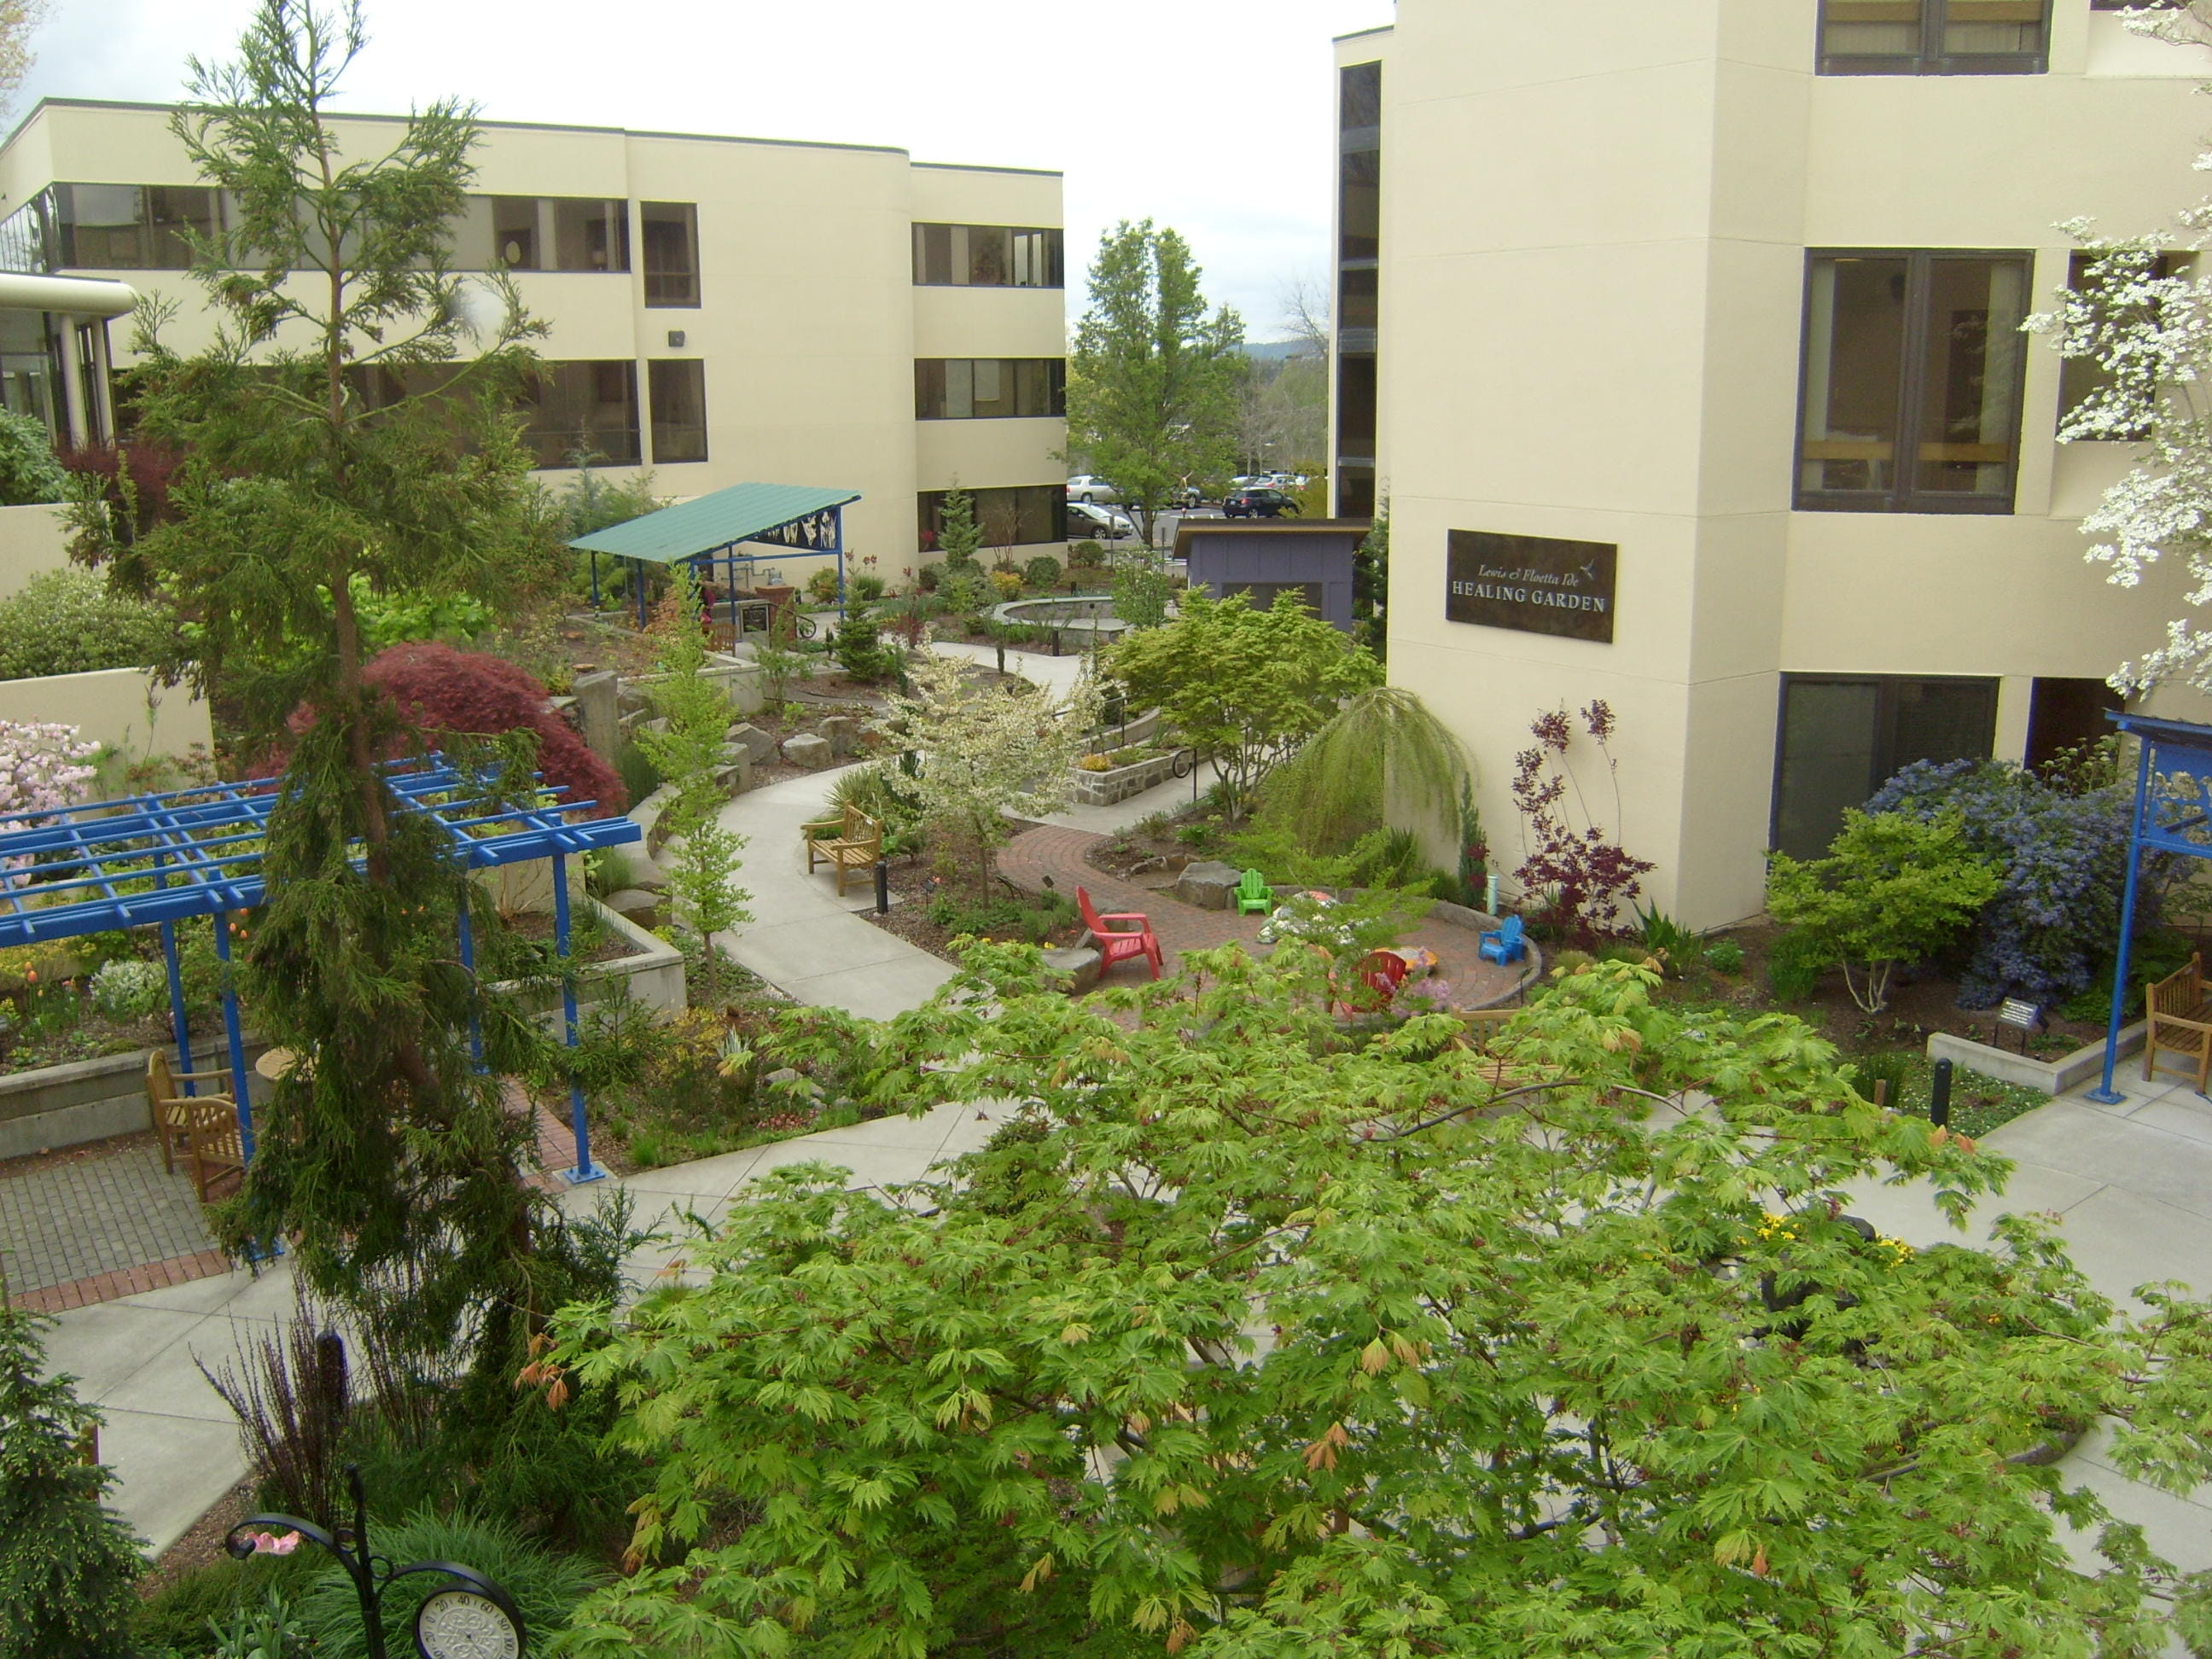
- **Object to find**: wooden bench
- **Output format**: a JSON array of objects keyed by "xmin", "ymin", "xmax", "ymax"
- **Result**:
[
  {"xmin": 2145, "ymin": 952, "xmax": 2212, "ymax": 1092},
  {"xmin": 801, "ymin": 806, "xmax": 882, "ymax": 896}
]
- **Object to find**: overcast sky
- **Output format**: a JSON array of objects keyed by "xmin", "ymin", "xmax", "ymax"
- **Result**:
[{"xmin": 12, "ymin": 0, "xmax": 1394, "ymax": 339}]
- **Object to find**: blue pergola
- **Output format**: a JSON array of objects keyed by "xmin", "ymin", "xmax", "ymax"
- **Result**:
[
  {"xmin": 0, "ymin": 761, "xmax": 639, "ymax": 1183},
  {"xmin": 568, "ymin": 480, "xmax": 860, "ymax": 630},
  {"xmin": 2089, "ymin": 711, "xmax": 2212, "ymax": 1103}
]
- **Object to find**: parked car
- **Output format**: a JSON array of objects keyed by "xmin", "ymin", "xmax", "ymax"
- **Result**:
[
  {"xmin": 1067, "ymin": 500, "xmax": 1135, "ymax": 539},
  {"xmin": 1066, "ymin": 474, "xmax": 1121, "ymax": 505},
  {"xmin": 1222, "ymin": 487, "xmax": 1302, "ymax": 519},
  {"xmin": 1231, "ymin": 473, "xmax": 1274, "ymax": 491}
]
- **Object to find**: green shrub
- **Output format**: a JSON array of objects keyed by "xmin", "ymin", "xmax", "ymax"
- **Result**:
[
  {"xmin": 1022, "ymin": 554, "xmax": 1062, "ymax": 590},
  {"xmin": 1844, "ymin": 1050, "xmax": 1914, "ymax": 1109},
  {"xmin": 851, "ymin": 574, "xmax": 886, "ymax": 602},
  {"xmin": 585, "ymin": 847, "xmax": 637, "ymax": 900},
  {"xmin": 294, "ymin": 1511, "xmax": 603, "ymax": 1659},
  {"xmin": 89, "ymin": 958, "xmax": 166, "ymax": 1020},
  {"xmin": 614, "ymin": 738, "xmax": 662, "ymax": 806},
  {"xmin": 1767, "ymin": 928, "xmax": 1831, "ymax": 1003},
  {"xmin": 1068, "ymin": 538, "xmax": 1106, "ymax": 570},
  {"xmin": 134, "ymin": 1552, "xmax": 320, "ymax": 1656},
  {"xmin": 832, "ymin": 614, "xmax": 899, "ymax": 684},
  {"xmin": 805, "ymin": 567, "xmax": 841, "ymax": 604},
  {"xmin": 940, "ymin": 570, "xmax": 992, "ymax": 616},
  {"xmin": 1703, "ymin": 939, "xmax": 1747, "ymax": 976},
  {"xmin": 926, "ymin": 889, "xmax": 1075, "ymax": 945},
  {"xmin": 917, "ymin": 562, "xmax": 942, "ymax": 593},
  {"xmin": 1635, "ymin": 904, "xmax": 1700, "ymax": 975},
  {"xmin": 0, "ymin": 568, "xmax": 179, "ymax": 681},
  {"xmin": 0, "ymin": 409, "xmax": 66, "ymax": 504}
]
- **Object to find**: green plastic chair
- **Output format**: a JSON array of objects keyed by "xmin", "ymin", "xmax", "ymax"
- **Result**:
[{"xmin": 1235, "ymin": 869, "xmax": 1273, "ymax": 916}]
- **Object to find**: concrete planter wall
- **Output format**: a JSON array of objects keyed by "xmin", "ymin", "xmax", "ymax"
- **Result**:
[
  {"xmin": 1072, "ymin": 750, "xmax": 1173, "ymax": 807},
  {"xmin": 1927, "ymin": 1021, "xmax": 2145, "ymax": 1096},
  {"xmin": 0, "ymin": 903, "xmax": 681, "ymax": 1160},
  {"xmin": 0, "ymin": 1034, "xmax": 280, "ymax": 1161},
  {"xmin": 492, "ymin": 897, "xmax": 686, "ymax": 1025}
]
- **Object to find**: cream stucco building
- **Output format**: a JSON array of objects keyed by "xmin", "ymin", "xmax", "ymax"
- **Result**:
[
  {"xmin": 1339, "ymin": 1, "xmax": 2212, "ymax": 929},
  {"xmin": 0, "ymin": 98, "xmax": 1069, "ymax": 579}
]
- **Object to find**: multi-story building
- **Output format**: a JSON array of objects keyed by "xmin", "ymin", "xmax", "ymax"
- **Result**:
[
  {"xmin": 1337, "ymin": 2, "xmax": 2212, "ymax": 928},
  {"xmin": 0, "ymin": 98, "xmax": 1068, "ymax": 580}
]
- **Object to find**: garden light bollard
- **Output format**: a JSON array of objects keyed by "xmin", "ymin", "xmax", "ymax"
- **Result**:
[
  {"xmin": 875, "ymin": 857, "xmax": 889, "ymax": 917},
  {"xmin": 227, "ymin": 1464, "xmax": 528, "ymax": 1659},
  {"xmin": 1930, "ymin": 1057, "xmax": 1953, "ymax": 1130}
]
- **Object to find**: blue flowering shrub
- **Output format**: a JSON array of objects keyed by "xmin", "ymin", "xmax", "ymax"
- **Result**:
[{"xmin": 1866, "ymin": 759, "xmax": 2146, "ymax": 1010}]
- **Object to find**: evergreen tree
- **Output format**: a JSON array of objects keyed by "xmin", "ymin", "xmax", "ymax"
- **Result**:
[
  {"xmin": 1067, "ymin": 221, "xmax": 1245, "ymax": 544},
  {"xmin": 0, "ymin": 1307, "xmax": 147, "ymax": 1659},
  {"xmin": 936, "ymin": 484, "xmax": 982, "ymax": 570},
  {"xmin": 79, "ymin": 0, "xmax": 601, "ymax": 1376}
]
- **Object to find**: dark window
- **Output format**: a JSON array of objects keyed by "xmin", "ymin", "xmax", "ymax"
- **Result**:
[
  {"xmin": 0, "ymin": 191, "xmax": 52, "ymax": 273},
  {"xmin": 1339, "ymin": 150, "xmax": 1380, "ymax": 265},
  {"xmin": 51, "ymin": 183, "xmax": 224, "ymax": 269},
  {"xmin": 1341, "ymin": 61, "xmax": 1382, "ymax": 137},
  {"xmin": 452, "ymin": 196, "xmax": 629, "ymax": 272},
  {"xmin": 1796, "ymin": 250, "xmax": 2031, "ymax": 514},
  {"xmin": 914, "ymin": 358, "xmax": 1066, "ymax": 420},
  {"xmin": 1336, "ymin": 352, "xmax": 1377, "ymax": 464},
  {"xmin": 648, "ymin": 359, "xmax": 707, "ymax": 463},
  {"xmin": 1771, "ymin": 674, "xmax": 1999, "ymax": 859},
  {"xmin": 521, "ymin": 359, "xmax": 639, "ymax": 469},
  {"xmin": 911, "ymin": 223, "xmax": 1064, "ymax": 288},
  {"xmin": 1339, "ymin": 265, "xmax": 1377, "ymax": 335},
  {"xmin": 2025, "ymin": 678, "xmax": 2123, "ymax": 773},
  {"xmin": 2059, "ymin": 249, "xmax": 2189, "ymax": 442},
  {"xmin": 917, "ymin": 485, "xmax": 1064, "ymax": 550},
  {"xmin": 642, "ymin": 202, "xmax": 699, "ymax": 307},
  {"xmin": 1336, "ymin": 466, "xmax": 1376, "ymax": 519},
  {"xmin": 1818, "ymin": 0, "xmax": 2050, "ymax": 74}
]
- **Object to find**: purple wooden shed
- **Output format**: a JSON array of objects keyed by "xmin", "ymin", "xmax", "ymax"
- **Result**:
[{"xmin": 1173, "ymin": 518, "xmax": 1369, "ymax": 635}]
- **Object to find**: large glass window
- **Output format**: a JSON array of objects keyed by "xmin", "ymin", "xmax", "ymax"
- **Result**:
[
  {"xmin": 911, "ymin": 224, "xmax": 1064, "ymax": 288},
  {"xmin": 917, "ymin": 485, "xmax": 1064, "ymax": 550},
  {"xmin": 648, "ymin": 359, "xmax": 707, "ymax": 463},
  {"xmin": 521, "ymin": 360, "xmax": 638, "ymax": 469},
  {"xmin": 1796, "ymin": 250, "xmax": 2030, "ymax": 513},
  {"xmin": 1818, "ymin": 0, "xmax": 2050, "ymax": 74},
  {"xmin": 1336, "ymin": 352, "xmax": 1377, "ymax": 464},
  {"xmin": 914, "ymin": 358, "xmax": 1066, "ymax": 420},
  {"xmin": 49, "ymin": 183, "xmax": 224, "ymax": 269},
  {"xmin": 1771, "ymin": 675, "xmax": 1999, "ymax": 859},
  {"xmin": 642, "ymin": 202, "xmax": 698, "ymax": 307},
  {"xmin": 448, "ymin": 196, "xmax": 629, "ymax": 272}
]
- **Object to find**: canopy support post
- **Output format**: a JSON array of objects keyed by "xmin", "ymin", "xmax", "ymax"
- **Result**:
[
  {"xmin": 835, "ymin": 506, "xmax": 847, "ymax": 621},
  {"xmin": 457, "ymin": 894, "xmax": 484, "ymax": 1071},
  {"xmin": 160, "ymin": 917, "xmax": 193, "ymax": 1090},
  {"xmin": 552, "ymin": 849, "xmax": 603, "ymax": 1185},
  {"xmin": 2089, "ymin": 732, "xmax": 2157, "ymax": 1104},
  {"xmin": 589, "ymin": 550, "xmax": 600, "ymax": 608},
  {"xmin": 636, "ymin": 558, "xmax": 649, "ymax": 630},
  {"xmin": 211, "ymin": 909, "xmax": 254, "ymax": 1159}
]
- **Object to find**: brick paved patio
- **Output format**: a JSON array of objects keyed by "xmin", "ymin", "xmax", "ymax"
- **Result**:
[{"xmin": 0, "ymin": 1138, "xmax": 222, "ymax": 1305}]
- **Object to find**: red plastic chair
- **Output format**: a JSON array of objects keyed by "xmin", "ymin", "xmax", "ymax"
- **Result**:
[
  {"xmin": 1075, "ymin": 886, "xmax": 1163, "ymax": 980},
  {"xmin": 1333, "ymin": 949, "xmax": 1408, "ymax": 1016}
]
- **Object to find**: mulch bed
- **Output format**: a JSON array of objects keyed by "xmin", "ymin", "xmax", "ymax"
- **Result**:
[{"xmin": 860, "ymin": 856, "xmax": 1089, "ymax": 964}]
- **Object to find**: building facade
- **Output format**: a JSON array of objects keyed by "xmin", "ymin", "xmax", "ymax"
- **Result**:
[
  {"xmin": 1338, "ymin": 1, "xmax": 2212, "ymax": 928},
  {"xmin": 0, "ymin": 99, "xmax": 1068, "ymax": 580}
]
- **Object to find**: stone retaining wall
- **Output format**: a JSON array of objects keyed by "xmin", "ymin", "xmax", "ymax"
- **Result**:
[{"xmin": 1072, "ymin": 751, "xmax": 1173, "ymax": 806}]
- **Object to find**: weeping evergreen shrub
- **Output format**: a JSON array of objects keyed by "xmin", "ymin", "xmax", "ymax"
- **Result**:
[{"xmin": 1254, "ymin": 686, "xmax": 1470, "ymax": 855}]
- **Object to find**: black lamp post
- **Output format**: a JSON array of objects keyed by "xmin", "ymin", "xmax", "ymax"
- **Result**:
[{"xmin": 226, "ymin": 1464, "xmax": 528, "ymax": 1659}]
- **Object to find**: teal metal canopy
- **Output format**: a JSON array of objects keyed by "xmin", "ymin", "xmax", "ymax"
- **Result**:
[{"xmin": 567, "ymin": 482, "xmax": 859, "ymax": 564}]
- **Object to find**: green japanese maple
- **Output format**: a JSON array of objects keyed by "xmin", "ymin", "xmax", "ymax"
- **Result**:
[
  {"xmin": 546, "ymin": 952, "xmax": 2212, "ymax": 1658},
  {"xmin": 1105, "ymin": 590, "xmax": 1381, "ymax": 815}
]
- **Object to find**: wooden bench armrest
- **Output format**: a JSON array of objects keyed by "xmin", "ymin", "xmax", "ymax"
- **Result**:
[
  {"xmin": 2151, "ymin": 1011, "xmax": 2212, "ymax": 1037},
  {"xmin": 801, "ymin": 818, "xmax": 847, "ymax": 840}
]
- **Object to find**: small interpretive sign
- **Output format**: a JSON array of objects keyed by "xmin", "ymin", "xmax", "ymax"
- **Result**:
[{"xmin": 1446, "ymin": 531, "xmax": 1617, "ymax": 644}]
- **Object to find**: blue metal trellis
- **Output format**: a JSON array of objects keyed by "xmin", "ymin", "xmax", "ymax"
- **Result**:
[{"xmin": 2089, "ymin": 713, "xmax": 2212, "ymax": 1103}]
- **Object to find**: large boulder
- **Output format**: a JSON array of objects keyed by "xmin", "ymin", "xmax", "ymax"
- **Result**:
[
  {"xmin": 602, "ymin": 888, "xmax": 661, "ymax": 922},
  {"xmin": 725, "ymin": 722, "xmax": 776, "ymax": 765},
  {"xmin": 1041, "ymin": 946, "xmax": 1103, "ymax": 994},
  {"xmin": 784, "ymin": 732, "xmax": 834, "ymax": 771},
  {"xmin": 1174, "ymin": 860, "xmax": 1243, "ymax": 911},
  {"xmin": 818, "ymin": 714, "xmax": 859, "ymax": 758}
]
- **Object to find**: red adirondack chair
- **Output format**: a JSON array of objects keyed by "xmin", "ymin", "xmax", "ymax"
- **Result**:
[
  {"xmin": 1333, "ymin": 949, "xmax": 1408, "ymax": 1017},
  {"xmin": 1075, "ymin": 886, "xmax": 1163, "ymax": 980}
]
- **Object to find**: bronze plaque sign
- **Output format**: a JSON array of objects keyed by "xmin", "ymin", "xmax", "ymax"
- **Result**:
[{"xmin": 1446, "ymin": 531, "xmax": 1616, "ymax": 643}]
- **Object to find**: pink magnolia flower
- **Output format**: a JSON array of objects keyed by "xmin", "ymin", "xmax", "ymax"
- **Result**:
[{"xmin": 247, "ymin": 1529, "xmax": 303, "ymax": 1556}]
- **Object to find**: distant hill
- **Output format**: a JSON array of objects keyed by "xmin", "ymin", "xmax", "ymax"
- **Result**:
[{"xmin": 1240, "ymin": 340, "xmax": 1324, "ymax": 364}]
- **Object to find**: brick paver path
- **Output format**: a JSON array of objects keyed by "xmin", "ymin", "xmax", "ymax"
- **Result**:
[
  {"xmin": 999, "ymin": 826, "xmax": 1530, "ymax": 1007},
  {"xmin": 0, "ymin": 1139, "xmax": 222, "ymax": 1302},
  {"xmin": 998, "ymin": 826, "xmax": 1268, "ymax": 976}
]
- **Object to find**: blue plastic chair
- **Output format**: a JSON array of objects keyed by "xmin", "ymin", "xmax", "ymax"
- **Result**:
[{"xmin": 1479, "ymin": 914, "xmax": 1526, "ymax": 965}]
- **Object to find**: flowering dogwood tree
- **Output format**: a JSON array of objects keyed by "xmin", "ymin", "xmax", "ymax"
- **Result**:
[
  {"xmin": 0, "ymin": 719, "xmax": 96, "ymax": 829},
  {"xmin": 2029, "ymin": 0, "xmax": 2212, "ymax": 690},
  {"xmin": 896, "ymin": 649, "xmax": 1100, "ymax": 896}
]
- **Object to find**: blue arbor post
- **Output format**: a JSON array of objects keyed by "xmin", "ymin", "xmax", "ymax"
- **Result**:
[
  {"xmin": 551, "ymin": 848, "xmax": 602, "ymax": 1185},
  {"xmin": 209, "ymin": 908, "xmax": 256, "ymax": 1159}
]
